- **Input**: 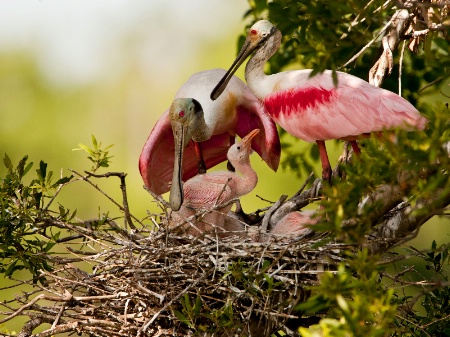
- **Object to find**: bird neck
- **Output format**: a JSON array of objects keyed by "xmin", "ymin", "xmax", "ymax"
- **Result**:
[
  {"xmin": 245, "ymin": 29, "xmax": 282, "ymax": 100},
  {"xmin": 232, "ymin": 160, "xmax": 258, "ymax": 197},
  {"xmin": 191, "ymin": 112, "xmax": 211, "ymax": 142}
]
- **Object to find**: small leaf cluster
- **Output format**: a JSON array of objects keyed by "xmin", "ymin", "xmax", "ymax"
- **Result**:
[
  {"xmin": 174, "ymin": 294, "xmax": 235, "ymax": 333},
  {"xmin": 73, "ymin": 135, "xmax": 114, "ymax": 172},
  {"xmin": 0, "ymin": 155, "xmax": 72, "ymax": 282}
]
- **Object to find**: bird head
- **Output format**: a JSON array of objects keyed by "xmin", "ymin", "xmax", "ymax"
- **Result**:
[
  {"xmin": 169, "ymin": 98, "xmax": 204, "ymax": 144},
  {"xmin": 169, "ymin": 98, "xmax": 204, "ymax": 211},
  {"xmin": 211, "ymin": 20, "xmax": 278, "ymax": 101},
  {"xmin": 227, "ymin": 128, "xmax": 260, "ymax": 165}
]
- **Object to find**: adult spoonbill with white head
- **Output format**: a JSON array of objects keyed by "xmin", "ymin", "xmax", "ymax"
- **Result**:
[{"xmin": 211, "ymin": 20, "xmax": 427, "ymax": 182}]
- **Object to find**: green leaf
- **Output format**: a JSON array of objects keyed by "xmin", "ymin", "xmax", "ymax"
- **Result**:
[
  {"xmin": 3, "ymin": 154, "xmax": 13, "ymax": 170},
  {"xmin": 183, "ymin": 293, "xmax": 192, "ymax": 312},
  {"xmin": 91, "ymin": 135, "xmax": 98, "ymax": 149},
  {"xmin": 174, "ymin": 310, "xmax": 192, "ymax": 327},
  {"xmin": 53, "ymin": 175, "xmax": 73, "ymax": 187},
  {"xmin": 22, "ymin": 161, "xmax": 33, "ymax": 178},
  {"xmin": 37, "ymin": 160, "xmax": 47, "ymax": 181},
  {"xmin": 44, "ymin": 242, "xmax": 56, "ymax": 252},
  {"xmin": 194, "ymin": 295, "xmax": 202, "ymax": 318},
  {"xmin": 295, "ymin": 294, "xmax": 331, "ymax": 315},
  {"xmin": 5, "ymin": 260, "xmax": 23, "ymax": 277}
]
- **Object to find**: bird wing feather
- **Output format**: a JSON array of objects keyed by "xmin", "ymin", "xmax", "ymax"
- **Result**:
[
  {"xmin": 264, "ymin": 70, "xmax": 426, "ymax": 142},
  {"xmin": 183, "ymin": 172, "xmax": 234, "ymax": 208},
  {"xmin": 139, "ymin": 109, "xmax": 231, "ymax": 195},
  {"xmin": 231, "ymin": 76, "xmax": 281, "ymax": 172},
  {"xmin": 139, "ymin": 69, "xmax": 283, "ymax": 195}
]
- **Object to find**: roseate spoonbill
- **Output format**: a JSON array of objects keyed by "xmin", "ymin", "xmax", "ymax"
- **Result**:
[
  {"xmin": 170, "ymin": 129, "xmax": 260, "ymax": 237},
  {"xmin": 170, "ymin": 129, "xmax": 260, "ymax": 238},
  {"xmin": 211, "ymin": 20, "xmax": 427, "ymax": 181},
  {"xmin": 269, "ymin": 211, "xmax": 318, "ymax": 241},
  {"xmin": 139, "ymin": 69, "xmax": 280, "ymax": 210}
]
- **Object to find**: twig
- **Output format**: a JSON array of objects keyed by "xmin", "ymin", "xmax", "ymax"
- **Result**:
[
  {"xmin": 85, "ymin": 170, "xmax": 136, "ymax": 229},
  {"xmin": 0, "ymin": 294, "xmax": 46, "ymax": 324},
  {"xmin": 339, "ymin": 15, "xmax": 396, "ymax": 70},
  {"xmin": 139, "ymin": 275, "xmax": 206, "ymax": 334},
  {"xmin": 51, "ymin": 304, "xmax": 65, "ymax": 330},
  {"xmin": 214, "ymin": 177, "xmax": 232, "ymax": 207},
  {"xmin": 419, "ymin": 76, "xmax": 445, "ymax": 92},
  {"xmin": 43, "ymin": 168, "xmax": 72, "ymax": 212},
  {"xmin": 261, "ymin": 195, "xmax": 288, "ymax": 233},
  {"xmin": 70, "ymin": 170, "xmax": 143, "ymax": 228},
  {"xmin": 399, "ymin": 40, "xmax": 406, "ymax": 95}
]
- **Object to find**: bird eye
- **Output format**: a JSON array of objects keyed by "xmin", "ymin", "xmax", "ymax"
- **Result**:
[
  {"xmin": 250, "ymin": 29, "xmax": 257, "ymax": 35},
  {"xmin": 237, "ymin": 146, "xmax": 241, "ymax": 150},
  {"xmin": 179, "ymin": 111, "xmax": 185, "ymax": 117}
]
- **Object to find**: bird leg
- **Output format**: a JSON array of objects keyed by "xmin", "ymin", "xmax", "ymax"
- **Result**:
[
  {"xmin": 234, "ymin": 199, "xmax": 260, "ymax": 225},
  {"xmin": 193, "ymin": 141, "xmax": 207, "ymax": 174},
  {"xmin": 350, "ymin": 140, "xmax": 361, "ymax": 157},
  {"xmin": 316, "ymin": 140, "xmax": 332, "ymax": 183}
]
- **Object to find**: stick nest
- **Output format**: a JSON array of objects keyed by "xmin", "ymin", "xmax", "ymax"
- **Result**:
[{"xmin": 3, "ymin": 209, "xmax": 349, "ymax": 337}]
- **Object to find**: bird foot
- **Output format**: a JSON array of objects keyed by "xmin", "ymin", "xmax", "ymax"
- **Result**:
[
  {"xmin": 197, "ymin": 160, "xmax": 207, "ymax": 175},
  {"xmin": 234, "ymin": 200, "xmax": 261, "ymax": 226}
]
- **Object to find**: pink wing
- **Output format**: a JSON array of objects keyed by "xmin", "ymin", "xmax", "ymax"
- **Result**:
[
  {"xmin": 264, "ymin": 71, "xmax": 427, "ymax": 142},
  {"xmin": 183, "ymin": 172, "xmax": 235, "ymax": 208},
  {"xmin": 177, "ymin": 69, "xmax": 281, "ymax": 172},
  {"xmin": 139, "ymin": 110, "xmax": 231, "ymax": 195},
  {"xmin": 139, "ymin": 69, "xmax": 281, "ymax": 196},
  {"xmin": 271, "ymin": 211, "xmax": 318, "ymax": 235},
  {"xmin": 234, "ymin": 89, "xmax": 281, "ymax": 172}
]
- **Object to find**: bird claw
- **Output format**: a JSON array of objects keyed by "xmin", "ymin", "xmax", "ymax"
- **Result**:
[
  {"xmin": 311, "ymin": 179, "xmax": 323, "ymax": 199},
  {"xmin": 197, "ymin": 160, "xmax": 207, "ymax": 175}
]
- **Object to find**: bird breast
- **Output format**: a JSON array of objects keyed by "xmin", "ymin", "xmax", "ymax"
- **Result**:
[{"xmin": 183, "ymin": 172, "xmax": 236, "ymax": 208}]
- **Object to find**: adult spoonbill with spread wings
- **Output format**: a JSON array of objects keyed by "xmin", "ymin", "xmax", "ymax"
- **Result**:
[{"xmin": 139, "ymin": 69, "xmax": 280, "ymax": 210}]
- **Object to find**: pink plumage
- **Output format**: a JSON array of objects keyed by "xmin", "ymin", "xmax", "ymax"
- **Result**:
[
  {"xmin": 270, "ymin": 211, "xmax": 318, "ymax": 237},
  {"xmin": 139, "ymin": 69, "xmax": 280, "ymax": 196},
  {"xmin": 170, "ymin": 129, "xmax": 259, "ymax": 238},
  {"xmin": 211, "ymin": 20, "xmax": 427, "ymax": 181},
  {"xmin": 264, "ymin": 71, "xmax": 426, "ymax": 143}
]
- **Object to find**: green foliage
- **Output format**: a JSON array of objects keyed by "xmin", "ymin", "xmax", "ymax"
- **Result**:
[
  {"xmin": 0, "ymin": 134, "xmax": 115, "ymax": 283},
  {"xmin": 174, "ymin": 294, "xmax": 204, "ymax": 329},
  {"xmin": 393, "ymin": 241, "xmax": 450, "ymax": 336},
  {"xmin": 244, "ymin": 0, "xmax": 393, "ymax": 72},
  {"xmin": 73, "ymin": 135, "xmax": 114, "ymax": 172},
  {"xmin": 0, "ymin": 154, "xmax": 72, "ymax": 283},
  {"xmin": 288, "ymin": 102, "xmax": 450, "ymax": 335},
  {"xmin": 173, "ymin": 293, "xmax": 236, "ymax": 333},
  {"xmin": 296, "ymin": 251, "xmax": 397, "ymax": 336},
  {"xmin": 294, "ymin": 103, "xmax": 449, "ymax": 245}
]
